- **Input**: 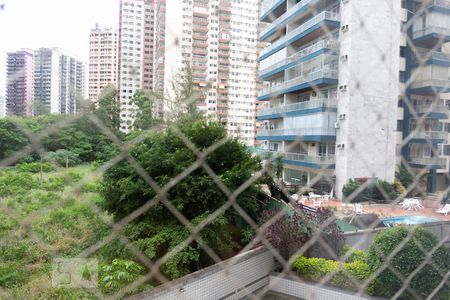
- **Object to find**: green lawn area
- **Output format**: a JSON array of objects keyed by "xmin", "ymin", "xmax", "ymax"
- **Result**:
[{"xmin": 0, "ymin": 164, "xmax": 112, "ymax": 299}]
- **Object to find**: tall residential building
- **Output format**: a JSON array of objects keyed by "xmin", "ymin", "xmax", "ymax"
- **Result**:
[
  {"xmin": 0, "ymin": 95, "xmax": 5, "ymax": 118},
  {"xmin": 34, "ymin": 48, "xmax": 85, "ymax": 115},
  {"xmin": 118, "ymin": 0, "xmax": 156, "ymax": 131},
  {"xmin": 88, "ymin": 26, "xmax": 118, "ymax": 101},
  {"xmin": 256, "ymin": 0, "xmax": 450, "ymax": 198},
  {"xmin": 153, "ymin": 0, "xmax": 260, "ymax": 146},
  {"xmin": 5, "ymin": 49, "xmax": 34, "ymax": 116}
]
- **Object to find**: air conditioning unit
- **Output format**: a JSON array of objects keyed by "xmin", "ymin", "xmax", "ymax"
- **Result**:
[
  {"xmin": 340, "ymin": 54, "xmax": 348, "ymax": 61},
  {"xmin": 339, "ymin": 113, "xmax": 347, "ymax": 120},
  {"xmin": 334, "ymin": 122, "xmax": 340, "ymax": 129},
  {"xmin": 311, "ymin": 91, "xmax": 317, "ymax": 97},
  {"xmin": 341, "ymin": 24, "xmax": 349, "ymax": 32},
  {"xmin": 339, "ymin": 85, "xmax": 347, "ymax": 91},
  {"xmin": 342, "ymin": 0, "xmax": 350, "ymax": 3},
  {"xmin": 337, "ymin": 143, "xmax": 345, "ymax": 149}
]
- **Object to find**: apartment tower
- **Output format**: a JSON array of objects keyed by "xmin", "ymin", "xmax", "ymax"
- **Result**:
[
  {"xmin": 0, "ymin": 95, "xmax": 6, "ymax": 118},
  {"xmin": 34, "ymin": 48, "xmax": 85, "ymax": 115},
  {"xmin": 88, "ymin": 26, "xmax": 119, "ymax": 101},
  {"xmin": 154, "ymin": 0, "xmax": 260, "ymax": 146},
  {"xmin": 118, "ymin": 0, "xmax": 156, "ymax": 131},
  {"xmin": 5, "ymin": 49, "xmax": 34, "ymax": 116}
]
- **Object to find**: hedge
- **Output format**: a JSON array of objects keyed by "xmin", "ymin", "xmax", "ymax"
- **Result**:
[{"xmin": 293, "ymin": 255, "xmax": 370, "ymax": 290}]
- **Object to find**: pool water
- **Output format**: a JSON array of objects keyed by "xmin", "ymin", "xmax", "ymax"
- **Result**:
[{"xmin": 383, "ymin": 215, "xmax": 440, "ymax": 226}]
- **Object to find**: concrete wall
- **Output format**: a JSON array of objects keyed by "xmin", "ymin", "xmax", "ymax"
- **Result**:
[
  {"xmin": 128, "ymin": 247, "xmax": 276, "ymax": 300},
  {"xmin": 335, "ymin": 0, "xmax": 401, "ymax": 199},
  {"xmin": 344, "ymin": 221, "xmax": 450, "ymax": 251}
]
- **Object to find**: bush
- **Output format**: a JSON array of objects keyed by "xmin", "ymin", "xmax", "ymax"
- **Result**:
[
  {"xmin": 46, "ymin": 149, "xmax": 81, "ymax": 167},
  {"xmin": 99, "ymin": 259, "xmax": 144, "ymax": 294},
  {"xmin": 367, "ymin": 226, "xmax": 450, "ymax": 299},
  {"xmin": 342, "ymin": 178, "xmax": 399, "ymax": 203},
  {"xmin": 0, "ymin": 262, "xmax": 28, "ymax": 288},
  {"xmin": 43, "ymin": 176, "xmax": 65, "ymax": 192},
  {"xmin": 340, "ymin": 245, "xmax": 368, "ymax": 263},
  {"xmin": 0, "ymin": 172, "xmax": 39, "ymax": 196},
  {"xmin": 16, "ymin": 162, "xmax": 55, "ymax": 173},
  {"xmin": 293, "ymin": 255, "xmax": 370, "ymax": 290}
]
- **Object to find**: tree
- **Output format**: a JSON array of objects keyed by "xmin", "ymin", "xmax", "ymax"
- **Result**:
[
  {"xmin": 94, "ymin": 85, "xmax": 121, "ymax": 132},
  {"xmin": 46, "ymin": 149, "xmax": 81, "ymax": 167},
  {"xmin": 0, "ymin": 118, "xmax": 29, "ymax": 160},
  {"xmin": 32, "ymin": 100, "xmax": 51, "ymax": 116},
  {"xmin": 129, "ymin": 90, "xmax": 161, "ymax": 131},
  {"xmin": 101, "ymin": 119, "xmax": 261, "ymax": 278},
  {"xmin": 367, "ymin": 226, "xmax": 450, "ymax": 299}
]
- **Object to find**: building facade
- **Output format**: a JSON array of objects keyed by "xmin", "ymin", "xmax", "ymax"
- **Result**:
[
  {"xmin": 118, "ymin": 0, "xmax": 156, "ymax": 131},
  {"xmin": 0, "ymin": 95, "xmax": 5, "ymax": 118},
  {"xmin": 153, "ymin": 0, "xmax": 260, "ymax": 146},
  {"xmin": 256, "ymin": 0, "xmax": 450, "ymax": 198},
  {"xmin": 5, "ymin": 49, "xmax": 34, "ymax": 116},
  {"xmin": 88, "ymin": 26, "xmax": 118, "ymax": 101},
  {"xmin": 34, "ymin": 48, "xmax": 85, "ymax": 115}
]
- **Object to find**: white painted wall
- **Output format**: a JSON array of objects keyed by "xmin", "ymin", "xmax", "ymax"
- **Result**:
[{"xmin": 335, "ymin": 0, "xmax": 401, "ymax": 199}]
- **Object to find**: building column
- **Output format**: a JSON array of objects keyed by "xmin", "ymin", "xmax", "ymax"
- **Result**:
[{"xmin": 427, "ymin": 169, "xmax": 437, "ymax": 193}]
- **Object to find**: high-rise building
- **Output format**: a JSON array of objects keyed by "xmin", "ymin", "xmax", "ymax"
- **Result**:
[
  {"xmin": 88, "ymin": 26, "xmax": 118, "ymax": 101},
  {"xmin": 153, "ymin": 0, "xmax": 260, "ymax": 146},
  {"xmin": 0, "ymin": 95, "xmax": 5, "ymax": 118},
  {"xmin": 256, "ymin": 0, "xmax": 450, "ymax": 198},
  {"xmin": 118, "ymin": 0, "xmax": 156, "ymax": 131},
  {"xmin": 34, "ymin": 48, "xmax": 85, "ymax": 115},
  {"xmin": 5, "ymin": 49, "xmax": 34, "ymax": 116}
]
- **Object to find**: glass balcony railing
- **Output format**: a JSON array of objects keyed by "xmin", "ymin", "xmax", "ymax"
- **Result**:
[
  {"xmin": 260, "ymin": 11, "xmax": 340, "ymax": 59},
  {"xmin": 257, "ymin": 98, "xmax": 337, "ymax": 118},
  {"xmin": 412, "ymin": 103, "xmax": 449, "ymax": 115},
  {"xmin": 260, "ymin": 0, "xmax": 317, "ymax": 38},
  {"xmin": 412, "ymin": 49, "xmax": 450, "ymax": 65},
  {"xmin": 412, "ymin": 26, "xmax": 450, "ymax": 40},
  {"xmin": 282, "ymin": 152, "xmax": 335, "ymax": 165},
  {"xmin": 410, "ymin": 78, "xmax": 450, "ymax": 91},
  {"xmin": 259, "ymin": 39, "xmax": 338, "ymax": 77},
  {"xmin": 257, "ymin": 127, "xmax": 336, "ymax": 137},
  {"xmin": 258, "ymin": 67, "xmax": 338, "ymax": 98},
  {"xmin": 425, "ymin": 0, "xmax": 450, "ymax": 10},
  {"xmin": 408, "ymin": 156, "xmax": 447, "ymax": 168},
  {"xmin": 409, "ymin": 130, "xmax": 448, "ymax": 140},
  {"xmin": 260, "ymin": 0, "xmax": 284, "ymax": 18}
]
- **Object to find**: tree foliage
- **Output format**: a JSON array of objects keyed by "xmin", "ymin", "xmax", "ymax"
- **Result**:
[
  {"xmin": 94, "ymin": 85, "xmax": 121, "ymax": 132},
  {"xmin": 130, "ymin": 90, "xmax": 161, "ymax": 131},
  {"xmin": 367, "ymin": 226, "xmax": 450, "ymax": 299},
  {"xmin": 101, "ymin": 119, "xmax": 261, "ymax": 278}
]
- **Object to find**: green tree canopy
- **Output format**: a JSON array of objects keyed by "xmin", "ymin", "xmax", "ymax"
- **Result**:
[{"xmin": 94, "ymin": 85, "xmax": 121, "ymax": 132}]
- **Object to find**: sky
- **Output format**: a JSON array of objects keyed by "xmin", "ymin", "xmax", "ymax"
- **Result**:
[{"xmin": 0, "ymin": 0, "xmax": 120, "ymax": 94}]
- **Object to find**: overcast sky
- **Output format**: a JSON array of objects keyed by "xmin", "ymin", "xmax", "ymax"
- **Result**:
[{"xmin": 0, "ymin": 0, "xmax": 120, "ymax": 94}]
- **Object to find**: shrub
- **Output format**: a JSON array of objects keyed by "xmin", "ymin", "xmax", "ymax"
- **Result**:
[
  {"xmin": 342, "ymin": 178, "xmax": 399, "ymax": 203},
  {"xmin": 293, "ymin": 255, "xmax": 370, "ymax": 290},
  {"xmin": 99, "ymin": 259, "xmax": 144, "ymax": 294},
  {"xmin": 0, "ymin": 172, "xmax": 39, "ymax": 196},
  {"xmin": 16, "ymin": 162, "xmax": 55, "ymax": 173},
  {"xmin": 367, "ymin": 226, "xmax": 450, "ymax": 299},
  {"xmin": 43, "ymin": 176, "xmax": 65, "ymax": 191},
  {"xmin": 0, "ymin": 262, "xmax": 28, "ymax": 288},
  {"xmin": 81, "ymin": 180, "xmax": 102, "ymax": 193},
  {"xmin": 340, "ymin": 245, "xmax": 368, "ymax": 263},
  {"xmin": 46, "ymin": 149, "xmax": 81, "ymax": 167}
]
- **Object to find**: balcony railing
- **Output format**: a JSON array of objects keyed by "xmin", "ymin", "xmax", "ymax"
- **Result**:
[
  {"xmin": 257, "ymin": 98, "xmax": 337, "ymax": 117},
  {"xmin": 409, "ymin": 130, "xmax": 448, "ymax": 140},
  {"xmin": 412, "ymin": 49, "xmax": 450, "ymax": 65},
  {"xmin": 259, "ymin": 67, "xmax": 338, "ymax": 98},
  {"xmin": 413, "ymin": 26, "xmax": 450, "ymax": 39},
  {"xmin": 260, "ymin": 0, "xmax": 317, "ymax": 38},
  {"xmin": 412, "ymin": 103, "xmax": 449, "ymax": 115},
  {"xmin": 262, "ymin": 151, "xmax": 335, "ymax": 165},
  {"xmin": 257, "ymin": 127, "xmax": 336, "ymax": 137},
  {"xmin": 408, "ymin": 156, "xmax": 447, "ymax": 167},
  {"xmin": 410, "ymin": 79, "xmax": 450, "ymax": 90},
  {"xmin": 260, "ymin": 11, "xmax": 340, "ymax": 59},
  {"xmin": 425, "ymin": 0, "xmax": 450, "ymax": 9},
  {"xmin": 260, "ymin": 39, "xmax": 338, "ymax": 77}
]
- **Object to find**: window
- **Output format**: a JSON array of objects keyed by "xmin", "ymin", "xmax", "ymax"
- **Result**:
[
  {"xmin": 400, "ymin": 46, "xmax": 406, "ymax": 58},
  {"xmin": 397, "ymin": 120, "xmax": 404, "ymax": 132}
]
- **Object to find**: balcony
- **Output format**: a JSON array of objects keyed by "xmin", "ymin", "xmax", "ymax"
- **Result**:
[
  {"xmin": 260, "ymin": 0, "xmax": 319, "ymax": 41},
  {"xmin": 262, "ymin": 151, "xmax": 335, "ymax": 169},
  {"xmin": 257, "ymin": 98, "xmax": 337, "ymax": 120},
  {"xmin": 408, "ymin": 156, "xmax": 447, "ymax": 169},
  {"xmin": 260, "ymin": 0, "xmax": 285, "ymax": 21},
  {"xmin": 259, "ymin": 11, "xmax": 340, "ymax": 61},
  {"xmin": 423, "ymin": 0, "xmax": 450, "ymax": 12},
  {"xmin": 408, "ymin": 130, "xmax": 448, "ymax": 143},
  {"xmin": 258, "ymin": 67, "xmax": 338, "ymax": 100},
  {"xmin": 410, "ymin": 78, "xmax": 450, "ymax": 94},
  {"xmin": 411, "ymin": 50, "xmax": 450, "ymax": 67},
  {"xmin": 412, "ymin": 26, "xmax": 450, "ymax": 46},
  {"xmin": 256, "ymin": 127, "xmax": 336, "ymax": 141},
  {"xmin": 260, "ymin": 39, "xmax": 338, "ymax": 79},
  {"xmin": 412, "ymin": 103, "xmax": 449, "ymax": 119}
]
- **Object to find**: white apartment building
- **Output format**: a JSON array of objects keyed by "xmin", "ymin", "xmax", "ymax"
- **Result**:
[
  {"xmin": 118, "ymin": 0, "xmax": 156, "ymax": 131},
  {"xmin": 88, "ymin": 26, "xmax": 118, "ymax": 101},
  {"xmin": 34, "ymin": 48, "xmax": 85, "ymax": 115},
  {"xmin": 257, "ymin": 0, "xmax": 450, "ymax": 198},
  {"xmin": 153, "ymin": 0, "xmax": 260, "ymax": 146},
  {"xmin": 0, "ymin": 96, "xmax": 5, "ymax": 118}
]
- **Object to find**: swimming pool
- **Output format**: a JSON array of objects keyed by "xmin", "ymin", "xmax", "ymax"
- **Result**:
[{"xmin": 383, "ymin": 215, "xmax": 440, "ymax": 227}]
